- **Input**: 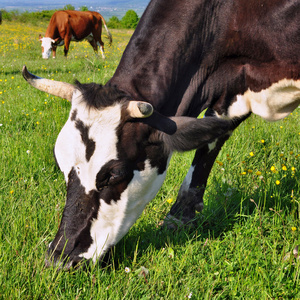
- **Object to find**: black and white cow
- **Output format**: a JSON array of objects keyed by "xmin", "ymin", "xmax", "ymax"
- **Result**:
[{"xmin": 23, "ymin": 0, "xmax": 300, "ymax": 268}]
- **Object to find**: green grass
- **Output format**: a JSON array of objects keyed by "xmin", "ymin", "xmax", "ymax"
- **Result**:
[{"xmin": 1, "ymin": 21, "xmax": 300, "ymax": 299}]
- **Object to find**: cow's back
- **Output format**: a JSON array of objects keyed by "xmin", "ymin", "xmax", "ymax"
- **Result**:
[{"xmin": 45, "ymin": 11, "xmax": 103, "ymax": 40}]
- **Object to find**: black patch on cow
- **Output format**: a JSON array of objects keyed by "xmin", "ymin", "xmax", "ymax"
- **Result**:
[
  {"xmin": 96, "ymin": 159, "xmax": 134, "ymax": 204},
  {"xmin": 117, "ymin": 121, "xmax": 169, "ymax": 175},
  {"xmin": 74, "ymin": 119, "xmax": 95, "ymax": 161},
  {"xmin": 48, "ymin": 168, "xmax": 100, "ymax": 265},
  {"xmin": 71, "ymin": 109, "xmax": 77, "ymax": 121},
  {"xmin": 75, "ymin": 81, "xmax": 128, "ymax": 109},
  {"xmin": 70, "ymin": 109, "xmax": 95, "ymax": 162}
]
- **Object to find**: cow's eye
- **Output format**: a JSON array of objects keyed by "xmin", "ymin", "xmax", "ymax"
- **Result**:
[{"xmin": 96, "ymin": 168, "xmax": 125, "ymax": 191}]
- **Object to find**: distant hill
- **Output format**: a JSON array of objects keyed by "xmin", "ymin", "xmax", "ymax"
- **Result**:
[{"xmin": 1, "ymin": 0, "xmax": 150, "ymax": 19}]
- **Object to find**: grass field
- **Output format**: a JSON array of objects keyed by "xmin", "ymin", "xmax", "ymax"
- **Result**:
[{"xmin": 1, "ymin": 20, "xmax": 300, "ymax": 299}]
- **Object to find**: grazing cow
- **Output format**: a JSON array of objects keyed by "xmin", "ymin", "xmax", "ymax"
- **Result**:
[
  {"xmin": 23, "ymin": 0, "xmax": 300, "ymax": 269},
  {"xmin": 39, "ymin": 10, "xmax": 112, "ymax": 59}
]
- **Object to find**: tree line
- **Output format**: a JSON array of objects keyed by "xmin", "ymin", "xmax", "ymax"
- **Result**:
[{"xmin": 0, "ymin": 4, "xmax": 140, "ymax": 29}]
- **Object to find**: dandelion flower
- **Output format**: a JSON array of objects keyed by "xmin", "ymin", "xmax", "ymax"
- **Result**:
[
  {"xmin": 166, "ymin": 198, "xmax": 173, "ymax": 204},
  {"xmin": 276, "ymin": 180, "xmax": 280, "ymax": 185},
  {"xmin": 282, "ymin": 165, "xmax": 287, "ymax": 171},
  {"xmin": 271, "ymin": 166, "xmax": 276, "ymax": 173},
  {"xmin": 10, "ymin": 190, "xmax": 14, "ymax": 194},
  {"xmin": 256, "ymin": 171, "xmax": 262, "ymax": 176},
  {"xmin": 291, "ymin": 227, "xmax": 297, "ymax": 231},
  {"xmin": 260, "ymin": 139, "xmax": 265, "ymax": 143},
  {"xmin": 216, "ymin": 160, "xmax": 223, "ymax": 166},
  {"xmin": 249, "ymin": 152, "xmax": 254, "ymax": 157}
]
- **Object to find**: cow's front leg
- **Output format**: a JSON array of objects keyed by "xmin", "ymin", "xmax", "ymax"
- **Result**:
[
  {"xmin": 164, "ymin": 134, "xmax": 231, "ymax": 229},
  {"xmin": 164, "ymin": 113, "xmax": 248, "ymax": 229},
  {"xmin": 52, "ymin": 45, "xmax": 57, "ymax": 59},
  {"xmin": 63, "ymin": 37, "xmax": 71, "ymax": 57}
]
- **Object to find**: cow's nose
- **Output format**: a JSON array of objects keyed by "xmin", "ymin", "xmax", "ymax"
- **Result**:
[{"xmin": 45, "ymin": 254, "xmax": 83, "ymax": 270}]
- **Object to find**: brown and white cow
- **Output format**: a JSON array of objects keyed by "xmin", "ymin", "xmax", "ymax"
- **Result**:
[
  {"xmin": 39, "ymin": 10, "xmax": 112, "ymax": 59},
  {"xmin": 23, "ymin": 0, "xmax": 300, "ymax": 269}
]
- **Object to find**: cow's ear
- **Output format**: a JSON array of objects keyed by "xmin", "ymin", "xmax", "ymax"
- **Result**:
[{"xmin": 157, "ymin": 116, "xmax": 233, "ymax": 152}]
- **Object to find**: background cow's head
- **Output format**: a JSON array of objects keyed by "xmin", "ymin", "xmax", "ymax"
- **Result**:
[
  {"xmin": 39, "ymin": 35, "xmax": 55, "ymax": 59},
  {"xmin": 22, "ymin": 66, "xmax": 233, "ymax": 269}
]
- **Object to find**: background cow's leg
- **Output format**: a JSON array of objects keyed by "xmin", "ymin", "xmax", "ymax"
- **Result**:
[
  {"xmin": 63, "ymin": 37, "xmax": 71, "ymax": 57},
  {"xmin": 92, "ymin": 28, "xmax": 105, "ymax": 59},
  {"xmin": 97, "ymin": 41, "xmax": 105, "ymax": 59},
  {"xmin": 165, "ymin": 113, "xmax": 248, "ymax": 229},
  {"xmin": 52, "ymin": 45, "xmax": 57, "ymax": 59},
  {"xmin": 87, "ymin": 39, "xmax": 103, "ymax": 59}
]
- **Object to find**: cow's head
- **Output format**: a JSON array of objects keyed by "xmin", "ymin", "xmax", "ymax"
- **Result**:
[
  {"xmin": 39, "ymin": 35, "xmax": 55, "ymax": 59},
  {"xmin": 22, "ymin": 66, "xmax": 233, "ymax": 269}
]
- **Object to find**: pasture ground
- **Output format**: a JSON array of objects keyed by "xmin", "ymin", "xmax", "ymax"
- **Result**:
[{"xmin": 0, "ymin": 21, "xmax": 300, "ymax": 299}]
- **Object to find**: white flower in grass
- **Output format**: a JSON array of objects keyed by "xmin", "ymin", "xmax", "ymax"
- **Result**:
[
  {"xmin": 26, "ymin": 150, "xmax": 30, "ymax": 154},
  {"xmin": 125, "ymin": 267, "xmax": 131, "ymax": 273}
]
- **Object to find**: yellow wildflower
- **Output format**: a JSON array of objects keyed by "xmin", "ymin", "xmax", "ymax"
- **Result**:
[{"xmin": 166, "ymin": 198, "xmax": 173, "ymax": 204}]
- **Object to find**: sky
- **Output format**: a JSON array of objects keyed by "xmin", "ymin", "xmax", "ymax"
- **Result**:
[{"xmin": 1, "ymin": 0, "xmax": 150, "ymax": 18}]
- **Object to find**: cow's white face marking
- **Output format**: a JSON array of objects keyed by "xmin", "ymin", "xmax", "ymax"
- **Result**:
[
  {"xmin": 40, "ymin": 37, "xmax": 55, "ymax": 59},
  {"xmin": 55, "ymin": 90, "xmax": 120, "ymax": 192},
  {"xmin": 227, "ymin": 79, "xmax": 300, "ymax": 121}
]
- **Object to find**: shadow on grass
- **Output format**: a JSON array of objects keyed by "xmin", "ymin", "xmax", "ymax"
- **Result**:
[{"xmin": 107, "ymin": 175, "xmax": 299, "ymax": 269}]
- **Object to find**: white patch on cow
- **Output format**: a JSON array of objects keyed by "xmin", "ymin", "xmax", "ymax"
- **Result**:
[
  {"xmin": 227, "ymin": 79, "xmax": 300, "ymax": 121},
  {"xmin": 177, "ymin": 165, "xmax": 195, "ymax": 198},
  {"xmin": 40, "ymin": 37, "xmax": 55, "ymax": 59},
  {"xmin": 54, "ymin": 89, "xmax": 121, "ymax": 192},
  {"xmin": 208, "ymin": 140, "xmax": 217, "ymax": 152},
  {"xmin": 97, "ymin": 41, "xmax": 105, "ymax": 59},
  {"xmin": 80, "ymin": 159, "xmax": 171, "ymax": 262}
]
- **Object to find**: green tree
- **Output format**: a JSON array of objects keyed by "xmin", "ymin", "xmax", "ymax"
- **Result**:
[
  {"xmin": 63, "ymin": 4, "xmax": 75, "ymax": 10},
  {"xmin": 80, "ymin": 6, "xmax": 88, "ymax": 11},
  {"xmin": 107, "ymin": 16, "xmax": 121, "ymax": 29},
  {"xmin": 121, "ymin": 10, "xmax": 139, "ymax": 29}
]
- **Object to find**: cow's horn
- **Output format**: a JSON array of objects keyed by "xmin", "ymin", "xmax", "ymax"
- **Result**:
[
  {"xmin": 22, "ymin": 65, "xmax": 74, "ymax": 101},
  {"xmin": 127, "ymin": 101, "xmax": 154, "ymax": 118}
]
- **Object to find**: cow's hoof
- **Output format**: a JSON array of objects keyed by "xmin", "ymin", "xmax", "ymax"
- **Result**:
[{"xmin": 163, "ymin": 214, "xmax": 196, "ymax": 230}]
